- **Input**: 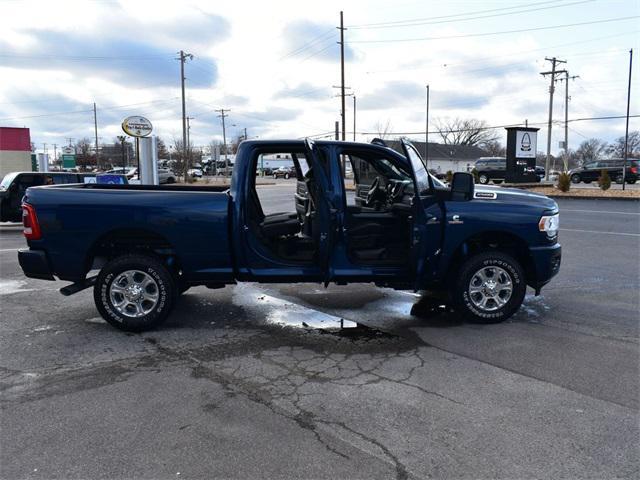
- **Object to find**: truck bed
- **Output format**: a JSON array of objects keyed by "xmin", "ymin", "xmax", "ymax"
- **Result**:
[{"xmin": 23, "ymin": 183, "xmax": 233, "ymax": 282}]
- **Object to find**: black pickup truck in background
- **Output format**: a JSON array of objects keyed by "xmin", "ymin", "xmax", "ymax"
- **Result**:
[
  {"xmin": 1, "ymin": 171, "xmax": 127, "ymax": 222},
  {"xmin": 569, "ymin": 158, "xmax": 638, "ymax": 184},
  {"xmin": 474, "ymin": 157, "xmax": 545, "ymax": 184}
]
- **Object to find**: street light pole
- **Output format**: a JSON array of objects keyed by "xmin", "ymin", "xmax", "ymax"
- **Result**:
[
  {"xmin": 622, "ymin": 48, "xmax": 633, "ymax": 190},
  {"xmin": 425, "ymin": 84, "xmax": 430, "ymax": 168}
]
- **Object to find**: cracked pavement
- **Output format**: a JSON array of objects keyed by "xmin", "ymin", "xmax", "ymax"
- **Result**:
[{"xmin": 1, "ymin": 195, "xmax": 638, "ymax": 479}]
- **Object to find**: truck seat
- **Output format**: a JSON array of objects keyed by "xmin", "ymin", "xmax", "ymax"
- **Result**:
[{"xmin": 260, "ymin": 212, "xmax": 300, "ymax": 238}]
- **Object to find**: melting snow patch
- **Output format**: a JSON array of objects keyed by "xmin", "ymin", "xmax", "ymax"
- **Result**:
[
  {"xmin": 85, "ymin": 317, "xmax": 107, "ymax": 324},
  {"xmin": 32, "ymin": 325, "xmax": 53, "ymax": 332},
  {"xmin": 0, "ymin": 280, "xmax": 35, "ymax": 295}
]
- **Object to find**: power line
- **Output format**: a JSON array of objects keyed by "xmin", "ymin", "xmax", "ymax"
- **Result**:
[
  {"xmin": 0, "ymin": 98, "xmax": 179, "ymax": 121},
  {"xmin": 348, "ymin": 0, "xmax": 567, "ymax": 28},
  {"xmin": 364, "ymin": 30, "xmax": 637, "ymax": 75},
  {"xmin": 0, "ymin": 53, "xmax": 173, "ymax": 60},
  {"xmin": 279, "ymin": 28, "xmax": 335, "ymax": 60},
  {"xmin": 356, "ymin": 115, "xmax": 639, "ymax": 136},
  {"xmin": 348, "ymin": 16, "xmax": 640, "ymax": 44},
  {"xmin": 348, "ymin": 0, "xmax": 594, "ymax": 30}
]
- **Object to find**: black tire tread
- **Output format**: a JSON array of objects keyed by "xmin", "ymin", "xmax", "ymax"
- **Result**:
[
  {"xmin": 94, "ymin": 253, "xmax": 175, "ymax": 332},
  {"xmin": 452, "ymin": 251, "xmax": 526, "ymax": 324}
]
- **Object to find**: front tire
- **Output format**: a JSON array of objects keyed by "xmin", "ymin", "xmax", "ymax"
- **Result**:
[
  {"xmin": 478, "ymin": 174, "xmax": 489, "ymax": 184},
  {"xmin": 452, "ymin": 252, "xmax": 526, "ymax": 323},
  {"xmin": 94, "ymin": 254, "xmax": 175, "ymax": 332},
  {"xmin": 571, "ymin": 174, "xmax": 581, "ymax": 184},
  {"xmin": 615, "ymin": 175, "xmax": 624, "ymax": 184}
]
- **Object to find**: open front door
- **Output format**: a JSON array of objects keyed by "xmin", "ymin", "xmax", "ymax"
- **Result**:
[
  {"xmin": 303, "ymin": 138, "xmax": 335, "ymax": 283},
  {"xmin": 400, "ymin": 138, "xmax": 441, "ymax": 290}
]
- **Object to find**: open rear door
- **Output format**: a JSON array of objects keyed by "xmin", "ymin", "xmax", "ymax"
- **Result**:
[
  {"xmin": 400, "ymin": 138, "xmax": 440, "ymax": 290},
  {"xmin": 303, "ymin": 138, "xmax": 335, "ymax": 284}
]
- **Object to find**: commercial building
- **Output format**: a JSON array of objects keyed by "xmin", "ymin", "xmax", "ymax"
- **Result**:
[
  {"xmin": 387, "ymin": 140, "xmax": 488, "ymax": 173},
  {"xmin": 0, "ymin": 127, "xmax": 32, "ymax": 178}
]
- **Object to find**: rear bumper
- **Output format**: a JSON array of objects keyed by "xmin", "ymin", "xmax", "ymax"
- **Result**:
[
  {"xmin": 18, "ymin": 249, "xmax": 55, "ymax": 280},
  {"xmin": 529, "ymin": 243, "xmax": 562, "ymax": 292}
]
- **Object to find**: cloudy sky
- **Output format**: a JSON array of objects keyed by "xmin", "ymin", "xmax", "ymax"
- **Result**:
[{"xmin": 0, "ymin": 0, "xmax": 638, "ymax": 156}]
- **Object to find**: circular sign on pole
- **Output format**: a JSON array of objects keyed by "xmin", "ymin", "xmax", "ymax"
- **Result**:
[{"xmin": 122, "ymin": 116, "xmax": 153, "ymax": 137}]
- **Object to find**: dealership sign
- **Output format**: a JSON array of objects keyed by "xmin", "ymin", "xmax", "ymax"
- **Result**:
[
  {"xmin": 122, "ymin": 116, "xmax": 153, "ymax": 137},
  {"xmin": 515, "ymin": 130, "xmax": 537, "ymax": 159}
]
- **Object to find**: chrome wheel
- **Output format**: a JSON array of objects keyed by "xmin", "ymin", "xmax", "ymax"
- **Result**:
[
  {"xmin": 468, "ymin": 266, "xmax": 513, "ymax": 312},
  {"xmin": 109, "ymin": 270, "xmax": 159, "ymax": 318}
]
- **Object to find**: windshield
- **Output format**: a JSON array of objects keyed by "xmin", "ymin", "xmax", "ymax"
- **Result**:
[
  {"xmin": 0, "ymin": 172, "xmax": 19, "ymax": 190},
  {"xmin": 402, "ymin": 141, "xmax": 445, "ymax": 193}
]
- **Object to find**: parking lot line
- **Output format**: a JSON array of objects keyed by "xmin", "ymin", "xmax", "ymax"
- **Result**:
[
  {"xmin": 561, "ymin": 209, "xmax": 640, "ymax": 216},
  {"xmin": 0, "ymin": 248, "xmax": 19, "ymax": 253},
  {"xmin": 561, "ymin": 228, "xmax": 640, "ymax": 237}
]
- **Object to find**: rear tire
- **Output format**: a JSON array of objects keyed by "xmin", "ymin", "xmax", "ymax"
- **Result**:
[
  {"xmin": 452, "ymin": 252, "xmax": 526, "ymax": 323},
  {"xmin": 94, "ymin": 254, "xmax": 175, "ymax": 332},
  {"xmin": 615, "ymin": 175, "xmax": 624, "ymax": 184},
  {"xmin": 571, "ymin": 174, "xmax": 581, "ymax": 184}
]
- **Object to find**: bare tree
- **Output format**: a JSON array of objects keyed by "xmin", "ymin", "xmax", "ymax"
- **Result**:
[
  {"xmin": 435, "ymin": 117, "xmax": 499, "ymax": 148},
  {"xmin": 171, "ymin": 137, "xmax": 191, "ymax": 181},
  {"xmin": 374, "ymin": 119, "xmax": 393, "ymax": 140},
  {"xmin": 156, "ymin": 137, "xmax": 169, "ymax": 159},
  {"xmin": 607, "ymin": 131, "xmax": 640, "ymax": 158},
  {"xmin": 574, "ymin": 138, "xmax": 607, "ymax": 163},
  {"xmin": 76, "ymin": 137, "xmax": 95, "ymax": 170},
  {"xmin": 482, "ymin": 140, "xmax": 506, "ymax": 157}
]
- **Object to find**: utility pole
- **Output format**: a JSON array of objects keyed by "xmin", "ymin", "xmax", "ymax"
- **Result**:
[
  {"xmin": 425, "ymin": 84, "xmax": 430, "ymax": 168},
  {"xmin": 353, "ymin": 95, "xmax": 356, "ymax": 142},
  {"xmin": 178, "ymin": 50, "xmax": 193, "ymax": 182},
  {"xmin": 622, "ymin": 48, "xmax": 633, "ymax": 190},
  {"xmin": 338, "ymin": 11, "xmax": 346, "ymax": 142},
  {"xmin": 216, "ymin": 109, "xmax": 230, "ymax": 175},
  {"xmin": 53, "ymin": 144, "xmax": 57, "ymax": 168},
  {"xmin": 186, "ymin": 116, "xmax": 193, "ymax": 147},
  {"xmin": 93, "ymin": 102, "xmax": 99, "ymax": 170},
  {"xmin": 335, "ymin": 121, "xmax": 339, "ymax": 140},
  {"xmin": 556, "ymin": 72, "xmax": 579, "ymax": 172},
  {"xmin": 540, "ymin": 57, "xmax": 566, "ymax": 180}
]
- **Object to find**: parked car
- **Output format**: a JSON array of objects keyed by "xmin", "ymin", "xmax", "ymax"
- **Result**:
[
  {"xmin": 1, "ymin": 171, "xmax": 127, "ymax": 222},
  {"xmin": 158, "ymin": 168, "xmax": 177, "ymax": 184},
  {"xmin": 568, "ymin": 159, "xmax": 638, "ymax": 184},
  {"xmin": 188, "ymin": 168, "xmax": 203, "ymax": 178},
  {"xmin": 475, "ymin": 158, "xmax": 544, "ymax": 184},
  {"xmin": 257, "ymin": 167, "xmax": 274, "ymax": 176},
  {"xmin": 272, "ymin": 166, "xmax": 296, "ymax": 179},
  {"xmin": 105, "ymin": 167, "xmax": 137, "ymax": 180},
  {"xmin": 474, "ymin": 157, "xmax": 507, "ymax": 184},
  {"xmin": 18, "ymin": 138, "xmax": 561, "ymax": 332}
]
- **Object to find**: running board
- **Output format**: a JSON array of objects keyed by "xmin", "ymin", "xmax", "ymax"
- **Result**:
[{"xmin": 60, "ymin": 276, "xmax": 97, "ymax": 296}]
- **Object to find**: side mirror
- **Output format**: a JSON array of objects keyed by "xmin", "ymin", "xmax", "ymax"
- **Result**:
[{"xmin": 450, "ymin": 172, "xmax": 474, "ymax": 201}]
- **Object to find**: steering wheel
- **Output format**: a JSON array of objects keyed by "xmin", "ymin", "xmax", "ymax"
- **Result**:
[{"xmin": 366, "ymin": 176, "xmax": 381, "ymax": 205}]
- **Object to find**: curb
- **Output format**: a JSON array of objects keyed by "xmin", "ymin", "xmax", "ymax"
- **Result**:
[{"xmin": 544, "ymin": 195, "xmax": 640, "ymax": 201}]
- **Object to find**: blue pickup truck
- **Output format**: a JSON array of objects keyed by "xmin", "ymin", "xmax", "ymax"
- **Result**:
[{"xmin": 18, "ymin": 139, "xmax": 561, "ymax": 331}]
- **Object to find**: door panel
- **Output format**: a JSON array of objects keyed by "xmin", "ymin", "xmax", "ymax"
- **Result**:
[{"xmin": 303, "ymin": 139, "xmax": 335, "ymax": 282}]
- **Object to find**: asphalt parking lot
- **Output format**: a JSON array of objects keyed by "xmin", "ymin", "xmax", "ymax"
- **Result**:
[{"xmin": 1, "ymin": 186, "xmax": 638, "ymax": 479}]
